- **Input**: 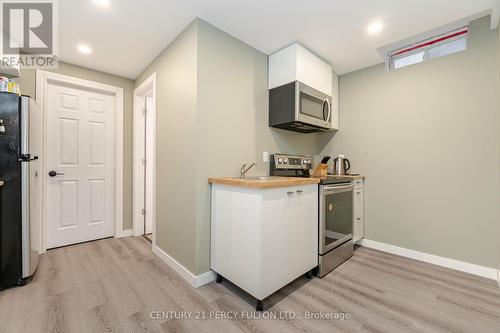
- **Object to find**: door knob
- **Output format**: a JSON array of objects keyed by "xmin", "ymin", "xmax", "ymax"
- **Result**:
[{"xmin": 48, "ymin": 170, "xmax": 64, "ymax": 177}]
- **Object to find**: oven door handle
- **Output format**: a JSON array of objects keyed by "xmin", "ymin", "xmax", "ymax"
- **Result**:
[{"xmin": 323, "ymin": 184, "xmax": 354, "ymax": 194}]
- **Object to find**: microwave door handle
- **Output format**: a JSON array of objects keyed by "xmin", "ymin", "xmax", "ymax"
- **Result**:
[
  {"xmin": 325, "ymin": 99, "xmax": 332, "ymax": 124},
  {"xmin": 322, "ymin": 98, "xmax": 331, "ymax": 124},
  {"xmin": 322, "ymin": 99, "xmax": 328, "ymax": 122}
]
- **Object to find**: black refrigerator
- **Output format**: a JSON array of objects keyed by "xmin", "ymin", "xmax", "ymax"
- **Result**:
[{"xmin": 0, "ymin": 92, "xmax": 40, "ymax": 289}]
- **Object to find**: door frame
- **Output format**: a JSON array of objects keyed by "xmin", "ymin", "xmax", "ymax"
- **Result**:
[
  {"xmin": 132, "ymin": 73, "xmax": 156, "ymax": 244},
  {"xmin": 36, "ymin": 70, "xmax": 125, "ymax": 253}
]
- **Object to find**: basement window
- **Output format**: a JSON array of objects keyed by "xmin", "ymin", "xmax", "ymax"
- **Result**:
[{"xmin": 388, "ymin": 27, "xmax": 468, "ymax": 70}]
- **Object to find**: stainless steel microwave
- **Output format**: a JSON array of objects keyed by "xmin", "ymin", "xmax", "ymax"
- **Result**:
[{"xmin": 269, "ymin": 81, "xmax": 333, "ymax": 133}]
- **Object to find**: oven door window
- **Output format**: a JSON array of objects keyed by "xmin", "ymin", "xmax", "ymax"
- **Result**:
[
  {"xmin": 324, "ymin": 190, "xmax": 353, "ymax": 251},
  {"xmin": 300, "ymin": 92, "xmax": 325, "ymax": 121}
]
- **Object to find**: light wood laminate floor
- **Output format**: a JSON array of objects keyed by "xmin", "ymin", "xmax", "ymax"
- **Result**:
[{"xmin": 1, "ymin": 236, "xmax": 499, "ymax": 333}]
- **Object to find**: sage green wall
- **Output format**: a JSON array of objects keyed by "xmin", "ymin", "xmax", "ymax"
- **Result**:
[
  {"xmin": 194, "ymin": 20, "xmax": 329, "ymax": 274},
  {"xmin": 15, "ymin": 62, "xmax": 135, "ymax": 230},
  {"xmin": 136, "ymin": 16, "xmax": 500, "ymax": 275},
  {"xmin": 135, "ymin": 21, "xmax": 199, "ymax": 273},
  {"xmin": 319, "ymin": 17, "xmax": 500, "ymax": 268},
  {"xmin": 497, "ymin": 26, "xmax": 500, "ymax": 273},
  {"xmin": 135, "ymin": 19, "xmax": 330, "ymax": 275}
]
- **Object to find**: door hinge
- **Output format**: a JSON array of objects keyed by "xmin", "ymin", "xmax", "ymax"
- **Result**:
[{"xmin": 141, "ymin": 208, "xmax": 146, "ymax": 216}]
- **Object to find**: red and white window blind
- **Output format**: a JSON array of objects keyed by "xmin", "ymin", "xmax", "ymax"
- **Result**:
[{"xmin": 388, "ymin": 27, "xmax": 469, "ymax": 70}]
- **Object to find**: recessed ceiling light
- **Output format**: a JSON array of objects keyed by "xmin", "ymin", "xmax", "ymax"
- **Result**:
[
  {"xmin": 77, "ymin": 44, "xmax": 92, "ymax": 54},
  {"xmin": 93, "ymin": 0, "xmax": 110, "ymax": 8},
  {"xmin": 367, "ymin": 20, "xmax": 383, "ymax": 35}
]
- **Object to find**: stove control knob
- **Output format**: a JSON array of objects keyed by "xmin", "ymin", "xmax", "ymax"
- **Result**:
[
  {"xmin": 278, "ymin": 158, "xmax": 283, "ymax": 164},
  {"xmin": 283, "ymin": 158, "xmax": 288, "ymax": 164},
  {"xmin": 302, "ymin": 160, "xmax": 308, "ymax": 166}
]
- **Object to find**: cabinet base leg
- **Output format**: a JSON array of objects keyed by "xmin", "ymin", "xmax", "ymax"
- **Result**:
[
  {"xmin": 305, "ymin": 270, "xmax": 313, "ymax": 280},
  {"xmin": 256, "ymin": 300, "xmax": 263, "ymax": 312},
  {"xmin": 216, "ymin": 274, "xmax": 223, "ymax": 284}
]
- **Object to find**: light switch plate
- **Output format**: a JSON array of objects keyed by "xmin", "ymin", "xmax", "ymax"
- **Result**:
[{"xmin": 263, "ymin": 151, "xmax": 269, "ymax": 163}]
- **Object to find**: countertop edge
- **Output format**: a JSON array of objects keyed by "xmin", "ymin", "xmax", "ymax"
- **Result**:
[{"xmin": 208, "ymin": 177, "xmax": 320, "ymax": 189}]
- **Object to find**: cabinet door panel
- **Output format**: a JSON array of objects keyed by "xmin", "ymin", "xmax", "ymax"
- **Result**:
[
  {"xmin": 353, "ymin": 214, "xmax": 364, "ymax": 243},
  {"xmin": 354, "ymin": 188, "xmax": 364, "ymax": 216},
  {"xmin": 261, "ymin": 185, "xmax": 318, "ymax": 299},
  {"xmin": 210, "ymin": 185, "xmax": 261, "ymax": 297},
  {"xmin": 354, "ymin": 179, "xmax": 364, "ymax": 188}
]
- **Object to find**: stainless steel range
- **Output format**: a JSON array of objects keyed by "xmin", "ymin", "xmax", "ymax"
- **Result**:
[
  {"xmin": 318, "ymin": 178, "xmax": 353, "ymax": 277},
  {"xmin": 270, "ymin": 153, "xmax": 354, "ymax": 277}
]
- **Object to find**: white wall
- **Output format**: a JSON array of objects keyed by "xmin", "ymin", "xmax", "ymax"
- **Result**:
[{"xmin": 320, "ymin": 17, "xmax": 500, "ymax": 268}]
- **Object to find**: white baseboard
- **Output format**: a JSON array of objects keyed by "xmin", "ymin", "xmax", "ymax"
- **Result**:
[
  {"xmin": 358, "ymin": 239, "xmax": 498, "ymax": 281},
  {"xmin": 116, "ymin": 229, "xmax": 133, "ymax": 238},
  {"xmin": 195, "ymin": 270, "xmax": 218, "ymax": 288},
  {"xmin": 152, "ymin": 245, "xmax": 216, "ymax": 288}
]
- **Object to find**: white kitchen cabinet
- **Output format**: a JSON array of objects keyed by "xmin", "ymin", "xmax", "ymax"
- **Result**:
[
  {"xmin": 210, "ymin": 184, "xmax": 318, "ymax": 304},
  {"xmin": 353, "ymin": 179, "xmax": 364, "ymax": 243},
  {"xmin": 269, "ymin": 43, "xmax": 332, "ymax": 96},
  {"xmin": 331, "ymin": 72, "xmax": 339, "ymax": 130}
]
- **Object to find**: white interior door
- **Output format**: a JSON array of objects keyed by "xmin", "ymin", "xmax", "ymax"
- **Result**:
[
  {"xmin": 46, "ymin": 82, "xmax": 115, "ymax": 249},
  {"xmin": 134, "ymin": 94, "xmax": 154, "ymax": 237},
  {"xmin": 144, "ymin": 96, "xmax": 153, "ymax": 235}
]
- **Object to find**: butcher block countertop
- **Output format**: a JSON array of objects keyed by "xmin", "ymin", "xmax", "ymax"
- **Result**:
[{"xmin": 208, "ymin": 176, "xmax": 320, "ymax": 189}]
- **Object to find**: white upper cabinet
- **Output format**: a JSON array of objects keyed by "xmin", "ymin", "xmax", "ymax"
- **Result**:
[
  {"xmin": 331, "ymin": 71, "xmax": 339, "ymax": 130},
  {"xmin": 269, "ymin": 43, "xmax": 332, "ymax": 96}
]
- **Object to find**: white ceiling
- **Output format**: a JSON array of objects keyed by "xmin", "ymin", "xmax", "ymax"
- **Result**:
[{"xmin": 59, "ymin": 0, "xmax": 500, "ymax": 79}]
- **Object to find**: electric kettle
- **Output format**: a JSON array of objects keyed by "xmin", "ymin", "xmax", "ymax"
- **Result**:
[{"xmin": 333, "ymin": 155, "xmax": 351, "ymax": 175}]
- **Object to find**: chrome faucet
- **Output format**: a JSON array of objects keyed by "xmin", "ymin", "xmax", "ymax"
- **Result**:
[{"xmin": 240, "ymin": 162, "xmax": 256, "ymax": 178}]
